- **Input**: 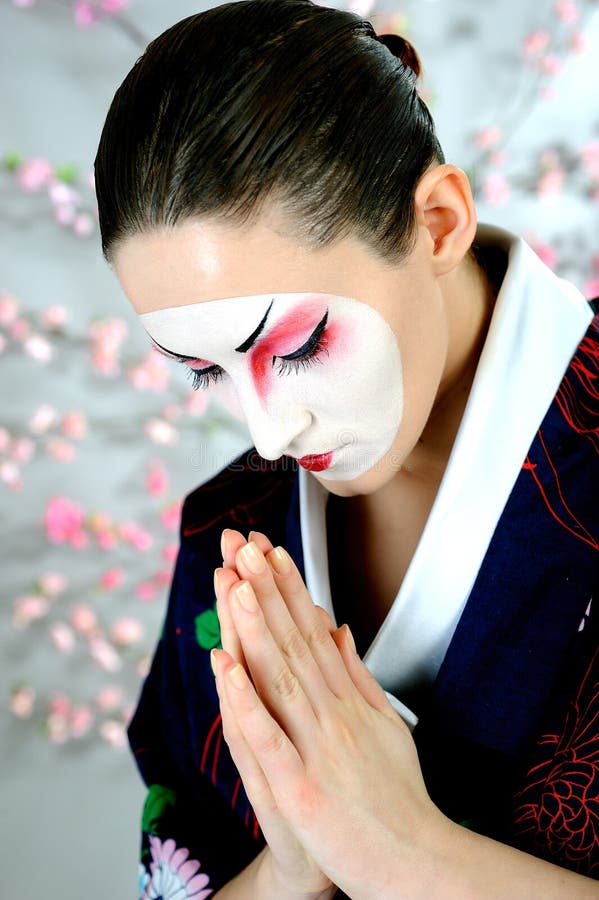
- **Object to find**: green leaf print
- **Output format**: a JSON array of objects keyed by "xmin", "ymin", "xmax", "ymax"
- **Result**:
[
  {"xmin": 195, "ymin": 605, "xmax": 222, "ymax": 650},
  {"xmin": 142, "ymin": 784, "xmax": 177, "ymax": 835}
]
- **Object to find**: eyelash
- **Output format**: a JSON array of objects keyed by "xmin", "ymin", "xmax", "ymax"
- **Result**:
[{"xmin": 185, "ymin": 330, "xmax": 329, "ymax": 392}]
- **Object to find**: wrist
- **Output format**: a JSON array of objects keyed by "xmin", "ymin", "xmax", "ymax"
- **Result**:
[{"xmin": 259, "ymin": 845, "xmax": 337, "ymax": 900}]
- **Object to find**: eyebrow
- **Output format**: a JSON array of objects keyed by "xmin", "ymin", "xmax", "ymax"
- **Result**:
[{"xmin": 148, "ymin": 299, "xmax": 274, "ymax": 361}]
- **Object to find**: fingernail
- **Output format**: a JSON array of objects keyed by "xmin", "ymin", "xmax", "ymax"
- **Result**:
[
  {"xmin": 235, "ymin": 581, "xmax": 257, "ymax": 612},
  {"xmin": 343, "ymin": 624, "xmax": 357, "ymax": 655},
  {"xmin": 240, "ymin": 541, "xmax": 265, "ymax": 574},
  {"xmin": 269, "ymin": 546, "xmax": 291, "ymax": 575},
  {"xmin": 210, "ymin": 648, "xmax": 217, "ymax": 675},
  {"xmin": 220, "ymin": 529, "xmax": 231, "ymax": 559},
  {"xmin": 229, "ymin": 664, "xmax": 247, "ymax": 690},
  {"xmin": 213, "ymin": 567, "xmax": 223, "ymax": 593}
]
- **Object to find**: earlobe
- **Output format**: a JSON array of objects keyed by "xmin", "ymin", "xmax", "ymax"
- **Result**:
[{"xmin": 414, "ymin": 164, "xmax": 477, "ymax": 276}]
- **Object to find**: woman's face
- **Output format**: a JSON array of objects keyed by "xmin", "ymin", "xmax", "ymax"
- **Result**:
[{"xmin": 113, "ymin": 213, "xmax": 450, "ymax": 497}]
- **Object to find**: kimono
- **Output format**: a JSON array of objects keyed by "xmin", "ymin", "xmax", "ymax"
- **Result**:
[{"xmin": 130, "ymin": 226, "xmax": 599, "ymax": 898}]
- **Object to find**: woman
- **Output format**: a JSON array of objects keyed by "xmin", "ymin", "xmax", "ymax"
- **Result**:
[{"xmin": 94, "ymin": 1, "xmax": 599, "ymax": 896}]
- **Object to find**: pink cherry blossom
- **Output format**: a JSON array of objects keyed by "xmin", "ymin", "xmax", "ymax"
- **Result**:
[
  {"xmin": 146, "ymin": 460, "xmax": 168, "ymax": 496},
  {"xmin": 49, "ymin": 621, "xmax": 76, "ymax": 654},
  {"xmin": 99, "ymin": 567, "xmax": 124, "ymax": 590},
  {"xmin": 12, "ymin": 0, "xmax": 36, "ymax": 7},
  {"xmin": 584, "ymin": 275, "xmax": 599, "ymax": 298},
  {"xmin": 10, "ymin": 685, "xmax": 35, "ymax": 719},
  {"xmin": 40, "ymin": 305, "xmax": 68, "ymax": 330},
  {"xmin": 46, "ymin": 438, "xmax": 77, "ymax": 462},
  {"xmin": 89, "ymin": 636, "xmax": 122, "ymax": 672},
  {"xmin": 96, "ymin": 530, "xmax": 117, "ymax": 550},
  {"xmin": 540, "ymin": 54, "xmax": 563, "ymax": 76},
  {"xmin": 0, "ymin": 461, "xmax": 23, "ymax": 490},
  {"xmin": 128, "ymin": 353, "xmax": 170, "ymax": 392},
  {"xmin": 61, "ymin": 411, "xmax": 87, "ymax": 440},
  {"xmin": 45, "ymin": 495, "xmax": 86, "ymax": 543},
  {"xmin": 9, "ymin": 317, "xmax": 31, "ymax": 340},
  {"xmin": 137, "ymin": 655, "xmax": 152, "ymax": 678},
  {"xmin": 38, "ymin": 571, "xmax": 68, "ymax": 596},
  {"xmin": 74, "ymin": 0, "xmax": 97, "ymax": 27},
  {"xmin": 47, "ymin": 714, "xmax": 69, "ymax": 744},
  {"xmin": 0, "ymin": 428, "xmax": 11, "ymax": 452},
  {"xmin": 15, "ymin": 157, "xmax": 53, "ymax": 192},
  {"xmin": 185, "ymin": 390, "xmax": 210, "ymax": 416},
  {"xmin": 70, "ymin": 530, "xmax": 89, "ymax": 549},
  {"xmin": 161, "ymin": 501, "xmax": 183, "ymax": 531},
  {"xmin": 555, "ymin": 0, "xmax": 579, "ymax": 24},
  {"xmin": 11, "ymin": 437, "xmax": 34, "ymax": 463},
  {"xmin": 111, "ymin": 616, "xmax": 144, "ymax": 646},
  {"xmin": 0, "ymin": 294, "xmax": 19, "ymax": 325},
  {"xmin": 73, "ymin": 213, "xmax": 94, "ymax": 237},
  {"xmin": 48, "ymin": 181, "xmax": 79, "ymax": 206},
  {"xmin": 54, "ymin": 204, "xmax": 76, "ymax": 227},
  {"xmin": 162, "ymin": 543, "xmax": 179, "ymax": 563},
  {"xmin": 49, "ymin": 692, "xmax": 72, "ymax": 718},
  {"xmin": 119, "ymin": 521, "xmax": 153, "ymax": 551},
  {"xmin": 101, "ymin": 0, "xmax": 127, "ymax": 13},
  {"xmin": 570, "ymin": 32, "xmax": 586, "ymax": 54},
  {"xmin": 136, "ymin": 580, "xmax": 158, "ymax": 602},
  {"xmin": 0, "ymin": 333, "xmax": 6, "ymax": 354},
  {"xmin": 70, "ymin": 704, "xmax": 94, "ymax": 738},
  {"xmin": 145, "ymin": 418, "xmax": 178, "ymax": 445},
  {"xmin": 99, "ymin": 718, "xmax": 127, "ymax": 749},
  {"xmin": 483, "ymin": 173, "xmax": 511, "ymax": 207},
  {"xmin": 13, "ymin": 594, "xmax": 50, "ymax": 628},
  {"xmin": 581, "ymin": 141, "xmax": 599, "ymax": 180},
  {"xmin": 155, "ymin": 569, "xmax": 173, "ymax": 587},
  {"xmin": 29, "ymin": 404, "xmax": 58, "ymax": 434},
  {"xmin": 70, "ymin": 604, "xmax": 99, "ymax": 635},
  {"xmin": 96, "ymin": 684, "xmax": 124, "ymax": 711},
  {"xmin": 24, "ymin": 334, "xmax": 53, "ymax": 362},
  {"xmin": 537, "ymin": 168, "xmax": 564, "ymax": 199},
  {"xmin": 473, "ymin": 126, "xmax": 503, "ymax": 150},
  {"xmin": 523, "ymin": 30, "xmax": 550, "ymax": 57}
]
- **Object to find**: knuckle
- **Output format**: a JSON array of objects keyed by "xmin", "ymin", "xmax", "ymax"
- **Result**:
[
  {"xmin": 280, "ymin": 626, "xmax": 309, "ymax": 664},
  {"xmin": 306, "ymin": 619, "xmax": 332, "ymax": 652},
  {"xmin": 271, "ymin": 664, "xmax": 300, "ymax": 701},
  {"xmin": 259, "ymin": 726, "xmax": 286, "ymax": 757}
]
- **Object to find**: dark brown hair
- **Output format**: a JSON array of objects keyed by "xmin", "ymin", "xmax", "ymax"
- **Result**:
[{"xmin": 94, "ymin": 0, "xmax": 445, "ymax": 266}]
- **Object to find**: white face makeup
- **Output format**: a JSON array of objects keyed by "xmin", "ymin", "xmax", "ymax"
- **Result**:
[{"xmin": 140, "ymin": 292, "xmax": 404, "ymax": 481}]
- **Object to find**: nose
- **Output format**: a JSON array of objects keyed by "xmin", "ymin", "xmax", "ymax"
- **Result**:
[{"xmin": 236, "ymin": 389, "xmax": 312, "ymax": 460}]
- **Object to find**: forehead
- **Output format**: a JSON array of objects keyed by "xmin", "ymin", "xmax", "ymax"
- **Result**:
[{"xmin": 139, "ymin": 291, "xmax": 365, "ymax": 355}]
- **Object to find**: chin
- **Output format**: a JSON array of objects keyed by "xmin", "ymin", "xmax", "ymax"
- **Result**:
[{"xmin": 313, "ymin": 457, "xmax": 400, "ymax": 497}]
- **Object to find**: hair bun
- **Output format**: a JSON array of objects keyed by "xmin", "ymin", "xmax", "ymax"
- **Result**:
[{"xmin": 377, "ymin": 33, "xmax": 421, "ymax": 79}]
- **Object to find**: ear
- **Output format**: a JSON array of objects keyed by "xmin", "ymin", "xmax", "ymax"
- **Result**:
[{"xmin": 413, "ymin": 164, "xmax": 477, "ymax": 276}]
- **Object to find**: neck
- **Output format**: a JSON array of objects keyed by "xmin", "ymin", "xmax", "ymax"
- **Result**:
[{"xmin": 404, "ymin": 249, "xmax": 497, "ymax": 480}]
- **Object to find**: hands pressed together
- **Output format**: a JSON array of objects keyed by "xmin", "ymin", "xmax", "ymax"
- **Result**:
[{"xmin": 211, "ymin": 528, "xmax": 456, "ymax": 900}]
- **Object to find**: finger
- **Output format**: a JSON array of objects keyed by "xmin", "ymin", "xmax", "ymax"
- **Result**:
[
  {"xmin": 217, "ymin": 644, "xmax": 304, "ymax": 799},
  {"xmin": 248, "ymin": 530, "xmax": 275, "ymax": 554},
  {"xmin": 263, "ymin": 545, "xmax": 355, "ymax": 699},
  {"xmin": 214, "ymin": 567, "xmax": 246, "ymax": 665},
  {"xmin": 331, "ymin": 625, "xmax": 398, "ymax": 720},
  {"xmin": 227, "ymin": 578, "xmax": 322, "ymax": 750},
  {"xmin": 212, "ymin": 649, "xmax": 280, "ymax": 828},
  {"xmin": 220, "ymin": 528, "xmax": 248, "ymax": 570},
  {"xmin": 315, "ymin": 605, "xmax": 336, "ymax": 634},
  {"xmin": 234, "ymin": 543, "xmax": 344, "ymax": 708}
]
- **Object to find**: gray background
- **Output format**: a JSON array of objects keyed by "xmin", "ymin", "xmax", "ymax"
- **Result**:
[{"xmin": 1, "ymin": 1, "xmax": 598, "ymax": 896}]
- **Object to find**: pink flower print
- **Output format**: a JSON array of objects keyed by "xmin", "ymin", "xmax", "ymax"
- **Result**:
[
  {"xmin": 142, "ymin": 836, "xmax": 212, "ymax": 899},
  {"xmin": 581, "ymin": 141, "xmax": 599, "ymax": 181},
  {"xmin": 15, "ymin": 157, "xmax": 53, "ymax": 192}
]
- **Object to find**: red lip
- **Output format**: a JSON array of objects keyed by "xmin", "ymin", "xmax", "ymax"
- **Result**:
[{"xmin": 290, "ymin": 450, "xmax": 335, "ymax": 471}]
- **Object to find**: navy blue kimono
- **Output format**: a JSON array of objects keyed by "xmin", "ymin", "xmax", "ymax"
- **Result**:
[{"xmin": 132, "ymin": 312, "xmax": 599, "ymax": 898}]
